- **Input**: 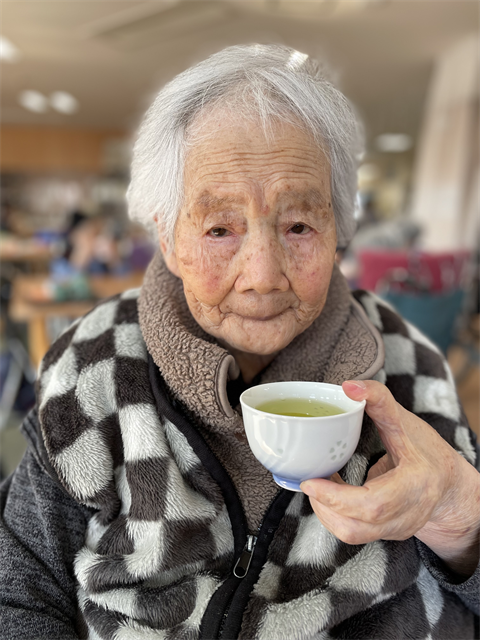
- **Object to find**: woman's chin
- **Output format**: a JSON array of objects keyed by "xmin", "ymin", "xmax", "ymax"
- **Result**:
[{"xmin": 218, "ymin": 316, "xmax": 300, "ymax": 356}]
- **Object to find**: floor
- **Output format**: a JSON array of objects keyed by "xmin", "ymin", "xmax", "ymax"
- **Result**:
[
  {"xmin": 0, "ymin": 413, "xmax": 27, "ymax": 479},
  {"xmin": 448, "ymin": 347, "xmax": 479, "ymax": 438}
]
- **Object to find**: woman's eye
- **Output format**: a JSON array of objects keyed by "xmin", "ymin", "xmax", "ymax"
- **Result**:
[
  {"xmin": 208, "ymin": 227, "xmax": 230, "ymax": 237},
  {"xmin": 289, "ymin": 224, "xmax": 310, "ymax": 235}
]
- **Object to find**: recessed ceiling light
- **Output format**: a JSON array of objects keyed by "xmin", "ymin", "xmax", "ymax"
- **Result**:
[
  {"xmin": 0, "ymin": 36, "xmax": 21, "ymax": 62},
  {"xmin": 375, "ymin": 133, "xmax": 412, "ymax": 153},
  {"xmin": 18, "ymin": 90, "xmax": 48, "ymax": 113},
  {"xmin": 50, "ymin": 91, "xmax": 79, "ymax": 114}
]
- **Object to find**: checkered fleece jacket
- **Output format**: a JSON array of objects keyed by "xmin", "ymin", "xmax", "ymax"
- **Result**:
[{"xmin": 36, "ymin": 288, "xmax": 479, "ymax": 640}]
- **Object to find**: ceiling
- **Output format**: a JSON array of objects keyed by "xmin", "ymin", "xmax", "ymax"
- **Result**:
[{"xmin": 1, "ymin": 0, "xmax": 478, "ymax": 150}]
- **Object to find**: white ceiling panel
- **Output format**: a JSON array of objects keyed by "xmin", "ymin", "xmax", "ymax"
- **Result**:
[{"xmin": 2, "ymin": 1, "xmax": 150, "ymax": 31}]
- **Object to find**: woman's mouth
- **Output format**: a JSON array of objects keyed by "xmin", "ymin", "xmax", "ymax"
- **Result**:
[{"xmin": 230, "ymin": 310, "xmax": 290, "ymax": 322}]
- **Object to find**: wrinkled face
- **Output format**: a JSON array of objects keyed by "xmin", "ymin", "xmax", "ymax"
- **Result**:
[{"xmin": 161, "ymin": 116, "xmax": 337, "ymax": 356}]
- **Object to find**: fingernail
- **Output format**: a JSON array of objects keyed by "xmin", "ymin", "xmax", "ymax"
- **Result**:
[
  {"xmin": 345, "ymin": 380, "xmax": 366, "ymax": 389},
  {"xmin": 301, "ymin": 482, "xmax": 315, "ymax": 497}
]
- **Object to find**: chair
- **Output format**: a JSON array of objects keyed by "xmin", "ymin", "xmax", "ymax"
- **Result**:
[{"xmin": 357, "ymin": 249, "xmax": 473, "ymax": 355}]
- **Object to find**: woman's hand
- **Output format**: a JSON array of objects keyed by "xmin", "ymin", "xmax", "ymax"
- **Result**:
[{"xmin": 301, "ymin": 380, "xmax": 480, "ymax": 578}]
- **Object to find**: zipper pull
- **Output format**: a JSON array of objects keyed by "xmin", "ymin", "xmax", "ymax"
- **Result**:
[{"xmin": 233, "ymin": 535, "xmax": 257, "ymax": 578}]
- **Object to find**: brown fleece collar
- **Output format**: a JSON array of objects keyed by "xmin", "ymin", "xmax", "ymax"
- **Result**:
[{"xmin": 138, "ymin": 252, "xmax": 384, "ymax": 425}]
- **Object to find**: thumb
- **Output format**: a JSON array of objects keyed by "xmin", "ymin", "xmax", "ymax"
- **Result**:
[{"xmin": 342, "ymin": 380, "xmax": 408, "ymax": 463}]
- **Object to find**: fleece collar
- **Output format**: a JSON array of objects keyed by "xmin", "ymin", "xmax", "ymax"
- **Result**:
[{"xmin": 138, "ymin": 252, "xmax": 384, "ymax": 428}]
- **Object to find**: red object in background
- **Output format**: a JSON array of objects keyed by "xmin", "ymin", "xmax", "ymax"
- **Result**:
[{"xmin": 357, "ymin": 250, "xmax": 471, "ymax": 293}]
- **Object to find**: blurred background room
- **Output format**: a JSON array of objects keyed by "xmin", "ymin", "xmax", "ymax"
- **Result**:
[{"xmin": 1, "ymin": 0, "xmax": 479, "ymax": 478}]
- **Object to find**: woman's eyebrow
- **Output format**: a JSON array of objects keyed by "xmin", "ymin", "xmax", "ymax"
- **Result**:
[
  {"xmin": 276, "ymin": 188, "xmax": 329, "ymax": 211},
  {"xmin": 193, "ymin": 188, "xmax": 329, "ymax": 214},
  {"xmin": 195, "ymin": 191, "xmax": 245, "ymax": 211}
]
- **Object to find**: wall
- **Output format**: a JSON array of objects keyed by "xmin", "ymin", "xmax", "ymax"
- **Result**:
[
  {"xmin": 0, "ymin": 125, "xmax": 126, "ymax": 174},
  {"xmin": 410, "ymin": 35, "xmax": 479, "ymax": 251}
]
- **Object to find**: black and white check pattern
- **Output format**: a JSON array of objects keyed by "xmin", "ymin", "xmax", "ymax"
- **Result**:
[
  {"xmin": 37, "ymin": 289, "xmax": 477, "ymax": 639},
  {"xmin": 38, "ymin": 290, "xmax": 234, "ymax": 638}
]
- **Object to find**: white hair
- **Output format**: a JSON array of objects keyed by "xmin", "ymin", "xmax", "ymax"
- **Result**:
[{"xmin": 126, "ymin": 44, "xmax": 364, "ymax": 250}]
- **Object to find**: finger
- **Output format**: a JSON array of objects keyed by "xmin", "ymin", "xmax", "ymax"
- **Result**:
[
  {"xmin": 342, "ymin": 380, "xmax": 408, "ymax": 461},
  {"xmin": 366, "ymin": 453, "xmax": 395, "ymax": 482},
  {"xmin": 308, "ymin": 496, "xmax": 423, "ymax": 545},
  {"xmin": 301, "ymin": 467, "xmax": 412, "ymax": 525},
  {"xmin": 329, "ymin": 472, "xmax": 346, "ymax": 484},
  {"xmin": 308, "ymin": 497, "xmax": 379, "ymax": 545}
]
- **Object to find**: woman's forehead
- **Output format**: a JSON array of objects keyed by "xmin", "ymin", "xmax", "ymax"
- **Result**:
[
  {"xmin": 190, "ymin": 187, "xmax": 331, "ymax": 212},
  {"xmin": 182, "ymin": 116, "xmax": 332, "ymax": 215},
  {"xmin": 186, "ymin": 112, "xmax": 328, "ymax": 167}
]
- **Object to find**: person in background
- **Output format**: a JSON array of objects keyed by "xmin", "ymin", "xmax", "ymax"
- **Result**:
[
  {"xmin": 61, "ymin": 209, "xmax": 121, "ymax": 275},
  {"xmin": 44, "ymin": 210, "xmax": 126, "ymax": 302}
]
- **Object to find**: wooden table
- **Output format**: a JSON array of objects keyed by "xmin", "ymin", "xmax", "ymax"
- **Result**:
[
  {"xmin": 0, "ymin": 235, "xmax": 53, "ymax": 265},
  {"xmin": 8, "ymin": 272, "xmax": 145, "ymax": 369}
]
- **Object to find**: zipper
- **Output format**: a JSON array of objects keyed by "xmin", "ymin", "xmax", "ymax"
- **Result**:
[
  {"xmin": 201, "ymin": 490, "xmax": 294, "ymax": 639},
  {"xmin": 218, "ymin": 534, "xmax": 258, "ymax": 638},
  {"xmin": 232, "ymin": 534, "xmax": 257, "ymax": 578},
  {"xmin": 150, "ymin": 362, "xmax": 296, "ymax": 639}
]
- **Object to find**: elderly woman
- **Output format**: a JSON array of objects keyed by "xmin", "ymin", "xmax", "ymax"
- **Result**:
[{"xmin": 1, "ymin": 45, "xmax": 479, "ymax": 640}]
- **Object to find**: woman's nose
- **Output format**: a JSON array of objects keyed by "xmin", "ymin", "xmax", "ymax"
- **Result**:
[{"xmin": 235, "ymin": 235, "xmax": 289, "ymax": 294}]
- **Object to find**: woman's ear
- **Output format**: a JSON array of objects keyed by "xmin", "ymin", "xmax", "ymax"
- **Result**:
[{"xmin": 158, "ymin": 233, "xmax": 182, "ymax": 278}]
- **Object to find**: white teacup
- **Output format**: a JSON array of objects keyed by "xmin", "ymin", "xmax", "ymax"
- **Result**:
[{"xmin": 240, "ymin": 381, "xmax": 366, "ymax": 492}]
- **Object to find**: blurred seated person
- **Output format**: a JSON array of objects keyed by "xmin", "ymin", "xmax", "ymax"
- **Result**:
[
  {"xmin": 62, "ymin": 210, "xmax": 121, "ymax": 275},
  {"xmin": 38, "ymin": 211, "xmax": 125, "ymax": 302}
]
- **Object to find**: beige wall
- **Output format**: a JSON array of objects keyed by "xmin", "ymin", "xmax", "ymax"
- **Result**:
[{"xmin": 410, "ymin": 35, "xmax": 479, "ymax": 251}]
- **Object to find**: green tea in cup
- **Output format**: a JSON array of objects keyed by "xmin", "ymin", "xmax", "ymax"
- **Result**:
[{"xmin": 255, "ymin": 397, "xmax": 345, "ymax": 418}]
